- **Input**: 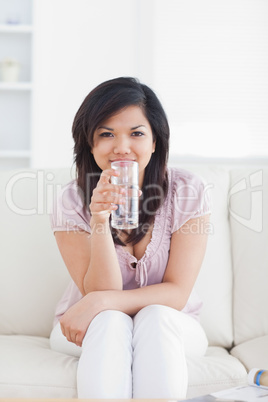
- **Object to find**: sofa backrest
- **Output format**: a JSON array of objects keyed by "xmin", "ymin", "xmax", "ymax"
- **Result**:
[
  {"xmin": 1, "ymin": 165, "xmax": 266, "ymax": 347},
  {"xmin": 174, "ymin": 165, "xmax": 234, "ymax": 348},
  {"xmin": 229, "ymin": 168, "xmax": 268, "ymax": 345},
  {"xmin": 0, "ymin": 168, "xmax": 74, "ymax": 338}
]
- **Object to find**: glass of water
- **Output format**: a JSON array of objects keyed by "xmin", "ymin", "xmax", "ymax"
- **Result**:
[{"xmin": 111, "ymin": 160, "xmax": 139, "ymax": 229}]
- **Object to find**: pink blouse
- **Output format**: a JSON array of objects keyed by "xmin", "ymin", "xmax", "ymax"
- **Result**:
[{"xmin": 50, "ymin": 167, "xmax": 211, "ymax": 325}]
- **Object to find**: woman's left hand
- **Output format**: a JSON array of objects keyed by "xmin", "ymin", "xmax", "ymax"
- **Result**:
[{"xmin": 59, "ymin": 291, "xmax": 105, "ymax": 347}]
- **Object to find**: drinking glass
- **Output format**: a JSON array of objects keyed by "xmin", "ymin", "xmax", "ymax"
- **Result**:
[{"xmin": 111, "ymin": 160, "xmax": 139, "ymax": 229}]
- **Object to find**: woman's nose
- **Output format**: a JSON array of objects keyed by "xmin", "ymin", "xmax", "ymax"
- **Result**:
[{"xmin": 114, "ymin": 136, "xmax": 131, "ymax": 154}]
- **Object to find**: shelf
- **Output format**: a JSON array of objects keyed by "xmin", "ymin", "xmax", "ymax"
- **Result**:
[
  {"xmin": 0, "ymin": 150, "xmax": 31, "ymax": 158},
  {"xmin": 0, "ymin": 82, "xmax": 32, "ymax": 91},
  {"xmin": 0, "ymin": 24, "xmax": 33, "ymax": 33},
  {"xmin": 0, "ymin": 0, "xmax": 33, "ymax": 170}
]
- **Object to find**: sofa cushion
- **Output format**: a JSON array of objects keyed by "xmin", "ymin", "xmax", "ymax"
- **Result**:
[
  {"xmin": 172, "ymin": 165, "xmax": 234, "ymax": 348},
  {"xmin": 0, "ymin": 334, "xmax": 247, "ymax": 399},
  {"xmin": 187, "ymin": 346, "xmax": 247, "ymax": 398},
  {"xmin": 0, "ymin": 335, "xmax": 77, "ymax": 398},
  {"xmin": 230, "ymin": 335, "xmax": 268, "ymax": 371},
  {"xmin": 0, "ymin": 169, "xmax": 74, "ymax": 337},
  {"xmin": 230, "ymin": 168, "xmax": 268, "ymax": 345}
]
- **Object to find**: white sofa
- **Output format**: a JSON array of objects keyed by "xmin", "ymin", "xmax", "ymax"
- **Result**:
[{"xmin": 0, "ymin": 164, "xmax": 267, "ymax": 399}]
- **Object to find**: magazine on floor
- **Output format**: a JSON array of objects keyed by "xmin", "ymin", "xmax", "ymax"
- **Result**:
[{"xmin": 184, "ymin": 384, "xmax": 268, "ymax": 401}]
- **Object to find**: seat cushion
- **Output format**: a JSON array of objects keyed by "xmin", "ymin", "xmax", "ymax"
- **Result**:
[
  {"xmin": 230, "ymin": 335, "xmax": 268, "ymax": 371},
  {"xmin": 187, "ymin": 346, "xmax": 248, "ymax": 398},
  {"xmin": 0, "ymin": 335, "xmax": 247, "ymax": 398},
  {"xmin": 0, "ymin": 335, "xmax": 77, "ymax": 398}
]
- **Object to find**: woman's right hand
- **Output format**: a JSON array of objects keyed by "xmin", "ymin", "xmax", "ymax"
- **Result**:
[
  {"xmin": 60, "ymin": 291, "xmax": 107, "ymax": 346},
  {"xmin": 89, "ymin": 168, "xmax": 125, "ymax": 220}
]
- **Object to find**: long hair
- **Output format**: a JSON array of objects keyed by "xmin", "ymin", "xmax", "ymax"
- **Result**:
[{"xmin": 72, "ymin": 77, "xmax": 169, "ymax": 245}]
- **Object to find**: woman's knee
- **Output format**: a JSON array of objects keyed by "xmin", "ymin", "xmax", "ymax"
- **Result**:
[
  {"xmin": 134, "ymin": 305, "xmax": 208, "ymax": 357},
  {"xmin": 92, "ymin": 309, "xmax": 133, "ymax": 328},
  {"xmin": 134, "ymin": 304, "xmax": 181, "ymax": 327},
  {"xmin": 133, "ymin": 304, "xmax": 184, "ymax": 340},
  {"xmin": 83, "ymin": 309, "xmax": 133, "ymax": 345}
]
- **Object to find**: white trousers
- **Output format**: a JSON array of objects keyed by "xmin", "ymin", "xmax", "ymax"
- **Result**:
[{"xmin": 50, "ymin": 304, "xmax": 208, "ymax": 399}]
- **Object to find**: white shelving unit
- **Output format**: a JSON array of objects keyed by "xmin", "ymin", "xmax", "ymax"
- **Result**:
[
  {"xmin": 0, "ymin": 0, "xmax": 33, "ymax": 170},
  {"xmin": 0, "ymin": 82, "xmax": 33, "ymax": 91},
  {"xmin": 0, "ymin": 24, "xmax": 33, "ymax": 33}
]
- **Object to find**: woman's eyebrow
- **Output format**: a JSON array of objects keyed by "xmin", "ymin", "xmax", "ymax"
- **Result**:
[
  {"xmin": 97, "ymin": 125, "xmax": 146, "ymax": 131},
  {"xmin": 131, "ymin": 125, "xmax": 146, "ymax": 130},
  {"xmin": 97, "ymin": 126, "xmax": 114, "ymax": 131}
]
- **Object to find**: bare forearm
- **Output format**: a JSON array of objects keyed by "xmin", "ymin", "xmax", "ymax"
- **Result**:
[
  {"xmin": 97, "ymin": 281, "xmax": 189, "ymax": 317},
  {"xmin": 83, "ymin": 218, "xmax": 122, "ymax": 293},
  {"xmin": 61, "ymin": 282, "xmax": 189, "ymax": 347}
]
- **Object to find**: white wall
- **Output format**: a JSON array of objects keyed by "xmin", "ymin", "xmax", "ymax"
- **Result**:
[
  {"xmin": 31, "ymin": 0, "xmax": 143, "ymax": 168},
  {"xmin": 152, "ymin": 0, "xmax": 268, "ymax": 159},
  {"xmin": 31, "ymin": 0, "xmax": 268, "ymax": 168}
]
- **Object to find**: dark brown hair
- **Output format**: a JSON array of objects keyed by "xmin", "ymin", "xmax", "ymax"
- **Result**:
[{"xmin": 72, "ymin": 77, "xmax": 169, "ymax": 245}]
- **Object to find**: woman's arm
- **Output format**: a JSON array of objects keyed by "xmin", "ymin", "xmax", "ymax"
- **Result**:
[
  {"xmin": 60, "ymin": 214, "xmax": 210, "ymax": 346},
  {"xmin": 55, "ymin": 168, "xmax": 125, "ymax": 296}
]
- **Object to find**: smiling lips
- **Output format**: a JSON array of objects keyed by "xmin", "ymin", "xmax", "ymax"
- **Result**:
[{"xmin": 110, "ymin": 159, "xmax": 136, "ymax": 162}]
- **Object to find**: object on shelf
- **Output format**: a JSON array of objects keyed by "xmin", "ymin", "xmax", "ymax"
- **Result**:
[
  {"xmin": 6, "ymin": 13, "xmax": 21, "ymax": 25},
  {"xmin": 0, "ymin": 58, "xmax": 20, "ymax": 82}
]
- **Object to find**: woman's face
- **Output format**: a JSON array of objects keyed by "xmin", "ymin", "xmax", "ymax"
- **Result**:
[{"xmin": 91, "ymin": 105, "xmax": 155, "ymax": 186}]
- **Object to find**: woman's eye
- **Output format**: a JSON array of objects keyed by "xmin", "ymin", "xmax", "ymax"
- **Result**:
[
  {"xmin": 99, "ymin": 132, "xmax": 114, "ymax": 138},
  {"xmin": 131, "ymin": 131, "xmax": 144, "ymax": 137}
]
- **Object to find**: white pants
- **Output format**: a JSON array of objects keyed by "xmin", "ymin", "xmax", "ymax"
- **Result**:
[{"xmin": 50, "ymin": 304, "xmax": 208, "ymax": 399}]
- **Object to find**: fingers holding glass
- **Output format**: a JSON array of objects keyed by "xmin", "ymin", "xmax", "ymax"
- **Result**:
[{"xmin": 90, "ymin": 172, "xmax": 126, "ymax": 216}]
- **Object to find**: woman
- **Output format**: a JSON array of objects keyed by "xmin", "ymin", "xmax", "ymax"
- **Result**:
[{"xmin": 50, "ymin": 77, "xmax": 211, "ymax": 399}]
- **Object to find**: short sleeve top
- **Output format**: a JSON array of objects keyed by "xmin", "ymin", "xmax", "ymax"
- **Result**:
[{"xmin": 50, "ymin": 167, "xmax": 211, "ymax": 325}]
